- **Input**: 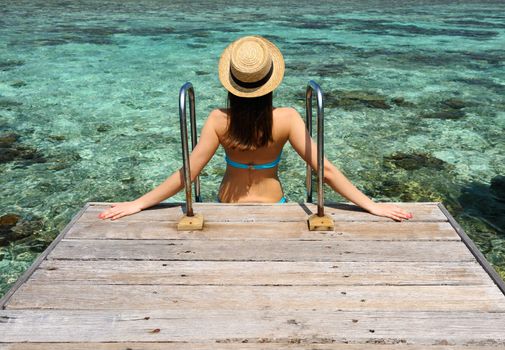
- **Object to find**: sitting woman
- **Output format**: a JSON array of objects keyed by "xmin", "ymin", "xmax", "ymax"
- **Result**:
[{"xmin": 99, "ymin": 35, "xmax": 412, "ymax": 222}]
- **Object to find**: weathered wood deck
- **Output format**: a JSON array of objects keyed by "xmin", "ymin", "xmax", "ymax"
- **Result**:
[{"xmin": 1, "ymin": 202, "xmax": 505, "ymax": 349}]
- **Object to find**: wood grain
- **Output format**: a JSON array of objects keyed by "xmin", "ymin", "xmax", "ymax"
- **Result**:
[
  {"xmin": 1, "ymin": 309, "xmax": 504, "ymax": 344},
  {"xmin": 7, "ymin": 284, "xmax": 505, "ymax": 312},
  {"xmin": 47, "ymin": 239, "xmax": 476, "ymax": 262},
  {"xmin": 30, "ymin": 260, "xmax": 493, "ymax": 286}
]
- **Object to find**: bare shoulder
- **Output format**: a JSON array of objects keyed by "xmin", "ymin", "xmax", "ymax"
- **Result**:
[
  {"xmin": 274, "ymin": 107, "xmax": 302, "ymax": 121},
  {"xmin": 273, "ymin": 107, "xmax": 303, "ymax": 127},
  {"xmin": 207, "ymin": 108, "xmax": 228, "ymax": 134},
  {"xmin": 207, "ymin": 108, "xmax": 228, "ymax": 120},
  {"xmin": 274, "ymin": 106, "xmax": 300, "ymax": 116},
  {"xmin": 272, "ymin": 107, "xmax": 302, "ymax": 140}
]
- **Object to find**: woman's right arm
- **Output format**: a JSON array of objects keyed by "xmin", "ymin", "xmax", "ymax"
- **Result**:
[{"xmin": 99, "ymin": 110, "xmax": 221, "ymax": 220}]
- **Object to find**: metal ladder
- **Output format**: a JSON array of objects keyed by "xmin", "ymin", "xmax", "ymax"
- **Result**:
[
  {"xmin": 176, "ymin": 81, "xmax": 334, "ymax": 231},
  {"xmin": 305, "ymin": 80, "xmax": 334, "ymax": 231},
  {"xmin": 177, "ymin": 82, "xmax": 203, "ymax": 230}
]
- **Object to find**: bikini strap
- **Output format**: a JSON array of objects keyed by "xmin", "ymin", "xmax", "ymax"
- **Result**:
[
  {"xmin": 225, "ymin": 150, "xmax": 283, "ymax": 170},
  {"xmin": 224, "ymin": 155, "xmax": 250, "ymax": 169}
]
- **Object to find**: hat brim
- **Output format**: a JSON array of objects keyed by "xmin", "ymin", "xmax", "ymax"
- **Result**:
[{"xmin": 218, "ymin": 36, "xmax": 285, "ymax": 98}]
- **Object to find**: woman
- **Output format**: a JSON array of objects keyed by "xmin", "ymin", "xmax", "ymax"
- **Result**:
[{"xmin": 99, "ymin": 36, "xmax": 412, "ymax": 221}]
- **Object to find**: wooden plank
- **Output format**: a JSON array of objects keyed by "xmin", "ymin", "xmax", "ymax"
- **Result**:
[
  {"xmin": 7, "ymin": 284, "xmax": 505, "ymax": 312},
  {"xmin": 65, "ymin": 220, "xmax": 460, "ymax": 241},
  {"xmin": 29, "ymin": 260, "xmax": 494, "ymax": 286},
  {"xmin": 47, "ymin": 239, "xmax": 476, "ymax": 262},
  {"xmin": 1, "ymin": 310, "xmax": 505, "ymax": 344},
  {"xmin": 0, "ymin": 204, "xmax": 90, "ymax": 310},
  {"xmin": 2, "ymin": 343, "xmax": 504, "ymax": 350},
  {"xmin": 81, "ymin": 202, "xmax": 447, "ymax": 223}
]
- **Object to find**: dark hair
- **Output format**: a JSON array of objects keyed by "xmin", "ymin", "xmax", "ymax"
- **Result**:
[{"xmin": 223, "ymin": 91, "xmax": 273, "ymax": 151}]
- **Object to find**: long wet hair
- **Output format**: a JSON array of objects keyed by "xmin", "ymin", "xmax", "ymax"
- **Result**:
[{"xmin": 223, "ymin": 92, "xmax": 273, "ymax": 151}]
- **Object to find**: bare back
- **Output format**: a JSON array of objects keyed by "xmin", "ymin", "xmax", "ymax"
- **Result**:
[{"xmin": 213, "ymin": 107, "xmax": 294, "ymax": 202}]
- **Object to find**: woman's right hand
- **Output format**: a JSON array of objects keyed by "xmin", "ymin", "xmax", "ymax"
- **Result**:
[{"xmin": 98, "ymin": 201, "xmax": 143, "ymax": 221}]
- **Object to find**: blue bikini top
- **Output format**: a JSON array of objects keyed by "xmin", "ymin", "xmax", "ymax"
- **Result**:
[{"xmin": 225, "ymin": 150, "xmax": 282, "ymax": 170}]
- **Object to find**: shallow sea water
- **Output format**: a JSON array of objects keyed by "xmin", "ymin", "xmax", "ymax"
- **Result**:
[{"xmin": 1, "ymin": 0, "xmax": 504, "ymax": 296}]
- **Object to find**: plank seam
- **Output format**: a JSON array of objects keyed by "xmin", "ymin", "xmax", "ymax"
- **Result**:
[
  {"xmin": 22, "ymin": 282, "xmax": 497, "ymax": 286},
  {"xmin": 46, "ymin": 258, "xmax": 478, "ymax": 262},
  {"xmin": 61, "ymin": 238, "xmax": 461, "ymax": 242},
  {"xmin": 6, "ymin": 308, "xmax": 504, "ymax": 313}
]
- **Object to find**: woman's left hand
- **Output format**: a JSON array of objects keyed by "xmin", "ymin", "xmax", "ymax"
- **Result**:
[{"xmin": 367, "ymin": 203, "xmax": 413, "ymax": 222}]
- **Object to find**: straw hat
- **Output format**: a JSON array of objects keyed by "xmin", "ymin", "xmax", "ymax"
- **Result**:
[{"xmin": 218, "ymin": 35, "xmax": 285, "ymax": 98}]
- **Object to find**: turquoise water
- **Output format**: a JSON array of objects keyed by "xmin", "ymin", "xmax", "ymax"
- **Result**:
[{"xmin": 1, "ymin": 0, "xmax": 504, "ymax": 296}]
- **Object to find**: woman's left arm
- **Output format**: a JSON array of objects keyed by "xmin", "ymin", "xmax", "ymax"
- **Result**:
[{"xmin": 287, "ymin": 109, "xmax": 412, "ymax": 221}]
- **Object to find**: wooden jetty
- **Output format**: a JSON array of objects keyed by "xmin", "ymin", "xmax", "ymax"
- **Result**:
[{"xmin": 1, "ymin": 201, "xmax": 505, "ymax": 348}]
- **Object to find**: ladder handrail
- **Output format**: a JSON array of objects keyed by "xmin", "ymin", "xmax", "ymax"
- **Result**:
[
  {"xmin": 305, "ymin": 80, "xmax": 325, "ymax": 217},
  {"xmin": 179, "ymin": 82, "xmax": 201, "ymax": 217}
]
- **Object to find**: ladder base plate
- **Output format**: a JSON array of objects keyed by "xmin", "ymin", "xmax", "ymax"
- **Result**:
[
  {"xmin": 307, "ymin": 213, "xmax": 335, "ymax": 231},
  {"xmin": 177, "ymin": 213, "xmax": 204, "ymax": 231}
]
